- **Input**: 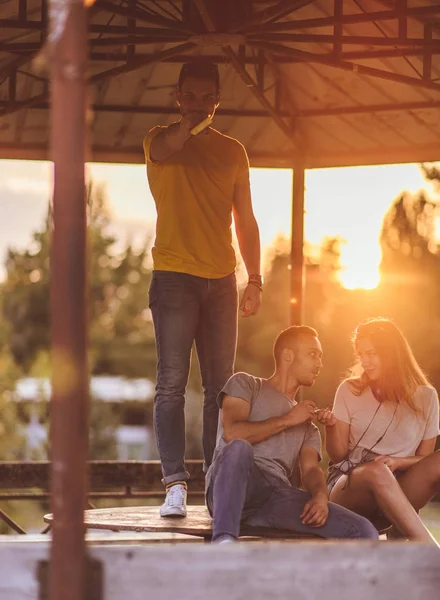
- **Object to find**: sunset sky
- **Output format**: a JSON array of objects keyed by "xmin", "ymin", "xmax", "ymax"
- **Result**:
[{"xmin": 0, "ymin": 159, "xmax": 439, "ymax": 288}]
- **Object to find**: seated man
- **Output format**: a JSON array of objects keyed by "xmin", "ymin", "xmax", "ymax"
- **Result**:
[{"xmin": 205, "ymin": 325, "xmax": 379, "ymax": 543}]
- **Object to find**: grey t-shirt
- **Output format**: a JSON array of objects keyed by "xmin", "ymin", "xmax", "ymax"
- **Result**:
[{"xmin": 208, "ymin": 372, "xmax": 322, "ymax": 486}]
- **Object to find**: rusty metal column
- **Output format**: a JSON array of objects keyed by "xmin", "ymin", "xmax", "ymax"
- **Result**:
[
  {"xmin": 49, "ymin": 1, "xmax": 89, "ymax": 599},
  {"xmin": 290, "ymin": 163, "xmax": 305, "ymax": 325}
]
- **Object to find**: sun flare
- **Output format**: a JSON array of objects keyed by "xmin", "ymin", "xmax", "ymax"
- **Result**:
[
  {"xmin": 435, "ymin": 216, "xmax": 440, "ymax": 243},
  {"xmin": 337, "ymin": 242, "xmax": 382, "ymax": 290},
  {"xmin": 338, "ymin": 267, "xmax": 380, "ymax": 290}
]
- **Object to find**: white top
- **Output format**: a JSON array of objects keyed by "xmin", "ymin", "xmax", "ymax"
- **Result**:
[{"xmin": 333, "ymin": 381, "xmax": 440, "ymax": 457}]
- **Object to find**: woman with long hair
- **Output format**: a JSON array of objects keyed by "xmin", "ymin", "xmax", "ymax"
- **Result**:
[{"xmin": 317, "ymin": 317, "xmax": 440, "ymax": 546}]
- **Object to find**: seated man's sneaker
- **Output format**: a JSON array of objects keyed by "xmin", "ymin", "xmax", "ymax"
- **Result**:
[
  {"xmin": 160, "ymin": 482, "xmax": 187, "ymax": 517},
  {"xmin": 214, "ymin": 534, "xmax": 237, "ymax": 544}
]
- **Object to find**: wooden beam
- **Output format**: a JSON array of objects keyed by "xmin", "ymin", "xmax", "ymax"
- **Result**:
[
  {"xmin": 193, "ymin": 0, "xmax": 217, "ymax": 31},
  {"xmin": 423, "ymin": 24, "xmax": 433, "ymax": 81},
  {"xmin": 290, "ymin": 161, "xmax": 305, "ymax": 325},
  {"xmin": 245, "ymin": 4, "xmax": 440, "ymax": 33},
  {"xmin": 249, "ymin": 40, "xmax": 440, "ymax": 93},
  {"xmin": 97, "ymin": 0, "xmax": 192, "ymax": 33},
  {"xmin": 0, "ymin": 142, "xmax": 439, "ymax": 169},
  {"xmin": 192, "ymin": 0, "xmax": 296, "ymax": 145},
  {"xmin": 0, "ymin": 460, "xmax": 205, "ymax": 491},
  {"xmin": 298, "ymin": 99, "xmax": 440, "ymax": 117},
  {"xmin": 248, "ymin": 33, "xmax": 440, "ymax": 47},
  {"xmin": 90, "ymin": 41, "xmax": 196, "ymax": 84},
  {"xmin": 224, "ymin": 47, "xmax": 296, "ymax": 143},
  {"xmin": 0, "ymin": 100, "xmax": 293, "ymax": 117},
  {"xmin": 229, "ymin": 0, "xmax": 314, "ymax": 33}
]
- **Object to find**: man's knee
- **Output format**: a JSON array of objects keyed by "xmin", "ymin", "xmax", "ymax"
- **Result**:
[
  {"xmin": 327, "ymin": 504, "xmax": 379, "ymax": 540},
  {"xmin": 223, "ymin": 439, "xmax": 254, "ymax": 465},
  {"xmin": 352, "ymin": 514, "xmax": 380, "ymax": 540},
  {"xmin": 155, "ymin": 367, "xmax": 189, "ymax": 399}
]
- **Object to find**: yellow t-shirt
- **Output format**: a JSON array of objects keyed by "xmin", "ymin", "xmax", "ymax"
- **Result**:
[{"xmin": 143, "ymin": 125, "xmax": 250, "ymax": 279}]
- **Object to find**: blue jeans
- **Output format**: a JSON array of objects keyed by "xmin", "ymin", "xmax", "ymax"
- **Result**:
[
  {"xmin": 206, "ymin": 440, "xmax": 379, "ymax": 541},
  {"xmin": 149, "ymin": 270, "xmax": 238, "ymax": 485}
]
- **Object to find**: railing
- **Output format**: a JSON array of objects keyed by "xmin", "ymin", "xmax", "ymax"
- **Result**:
[{"xmin": 0, "ymin": 460, "xmax": 205, "ymax": 534}]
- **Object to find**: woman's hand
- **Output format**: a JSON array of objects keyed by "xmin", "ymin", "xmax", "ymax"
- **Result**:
[
  {"xmin": 315, "ymin": 407, "xmax": 338, "ymax": 427},
  {"xmin": 373, "ymin": 455, "xmax": 401, "ymax": 472}
]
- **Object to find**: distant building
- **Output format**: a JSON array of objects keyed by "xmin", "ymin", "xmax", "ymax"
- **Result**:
[{"xmin": 12, "ymin": 376, "xmax": 156, "ymax": 460}]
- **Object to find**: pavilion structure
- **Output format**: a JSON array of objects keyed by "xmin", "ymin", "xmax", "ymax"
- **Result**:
[{"xmin": 0, "ymin": 1, "xmax": 439, "ymax": 598}]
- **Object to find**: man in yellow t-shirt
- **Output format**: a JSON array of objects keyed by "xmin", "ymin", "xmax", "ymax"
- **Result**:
[{"xmin": 144, "ymin": 60, "xmax": 262, "ymax": 517}]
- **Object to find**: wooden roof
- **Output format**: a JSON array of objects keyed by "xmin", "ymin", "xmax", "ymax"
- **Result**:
[{"xmin": 1, "ymin": 0, "xmax": 440, "ymax": 168}]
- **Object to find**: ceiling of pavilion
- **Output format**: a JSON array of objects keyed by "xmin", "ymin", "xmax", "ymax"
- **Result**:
[{"xmin": 1, "ymin": 0, "xmax": 440, "ymax": 168}]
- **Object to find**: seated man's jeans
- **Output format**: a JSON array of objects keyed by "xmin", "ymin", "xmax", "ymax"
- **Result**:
[
  {"xmin": 206, "ymin": 440, "xmax": 379, "ymax": 542},
  {"xmin": 149, "ymin": 270, "xmax": 238, "ymax": 485}
]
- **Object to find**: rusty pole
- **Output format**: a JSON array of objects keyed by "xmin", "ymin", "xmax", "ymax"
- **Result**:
[
  {"xmin": 48, "ymin": 1, "xmax": 89, "ymax": 599},
  {"xmin": 290, "ymin": 162, "xmax": 305, "ymax": 325}
]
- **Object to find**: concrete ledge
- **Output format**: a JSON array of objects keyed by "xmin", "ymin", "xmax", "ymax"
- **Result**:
[{"xmin": 0, "ymin": 540, "xmax": 439, "ymax": 600}]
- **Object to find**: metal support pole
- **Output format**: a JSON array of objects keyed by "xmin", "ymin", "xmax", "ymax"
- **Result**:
[
  {"xmin": 290, "ymin": 163, "xmax": 305, "ymax": 325},
  {"xmin": 49, "ymin": 1, "xmax": 89, "ymax": 599}
]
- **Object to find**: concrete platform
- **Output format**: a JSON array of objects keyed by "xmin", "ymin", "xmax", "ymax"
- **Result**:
[{"xmin": 1, "ymin": 538, "xmax": 439, "ymax": 600}]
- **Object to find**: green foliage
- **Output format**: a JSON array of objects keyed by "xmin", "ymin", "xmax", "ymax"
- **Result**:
[
  {"xmin": 0, "ymin": 352, "xmax": 27, "ymax": 460},
  {"xmin": 0, "ymin": 179, "xmax": 155, "ymax": 464},
  {"xmin": 2, "ymin": 218, "xmax": 51, "ymax": 372},
  {"xmin": 89, "ymin": 399, "xmax": 119, "ymax": 460},
  {"xmin": 2, "ymin": 179, "xmax": 156, "ymax": 378},
  {"xmin": 379, "ymin": 166, "xmax": 440, "ymax": 391}
]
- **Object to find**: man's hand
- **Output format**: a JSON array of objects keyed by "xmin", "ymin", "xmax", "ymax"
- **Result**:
[
  {"xmin": 373, "ymin": 455, "xmax": 401, "ymax": 472},
  {"xmin": 300, "ymin": 492, "xmax": 329, "ymax": 527},
  {"xmin": 165, "ymin": 118, "xmax": 193, "ymax": 150},
  {"xmin": 315, "ymin": 407, "xmax": 338, "ymax": 427},
  {"xmin": 239, "ymin": 283, "xmax": 262, "ymax": 317},
  {"xmin": 286, "ymin": 400, "xmax": 316, "ymax": 427}
]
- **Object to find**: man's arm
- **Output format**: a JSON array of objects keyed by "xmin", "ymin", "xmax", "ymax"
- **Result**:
[
  {"xmin": 298, "ymin": 446, "xmax": 329, "ymax": 527},
  {"xmin": 149, "ymin": 119, "xmax": 194, "ymax": 163},
  {"xmin": 232, "ymin": 182, "xmax": 262, "ymax": 316},
  {"xmin": 222, "ymin": 395, "xmax": 316, "ymax": 445},
  {"xmin": 232, "ymin": 182, "xmax": 261, "ymax": 276}
]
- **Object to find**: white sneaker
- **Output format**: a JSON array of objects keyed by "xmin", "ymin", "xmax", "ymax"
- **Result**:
[{"xmin": 160, "ymin": 483, "xmax": 187, "ymax": 517}]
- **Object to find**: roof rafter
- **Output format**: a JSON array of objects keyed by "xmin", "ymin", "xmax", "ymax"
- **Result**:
[
  {"xmin": 97, "ymin": 0, "xmax": 193, "ymax": 33},
  {"xmin": 2, "ymin": 98, "xmax": 439, "ymax": 118},
  {"xmin": 89, "ymin": 40, "xmax": 196, "ymax": 83},
  {"xmin": 248, "ymin": 33, "xmax": 440, "ymax": 47},
  {"xmin": 0, "ymin": 41, "xmax": 197, "ymax": 118},
  {"xmin": 250, "ymin": 40, "xmax": 440, "ymax": 94},
  {"xmin": 193, "ymin": 0, "xmax": 296, "ymax": 145},
  {"xmin": 229, "ymin": 0, "xmax": 315, "ymax": 33},
  {"xmin": 246, "ymin": 4, "xmax": 440, "ymax": 33}
]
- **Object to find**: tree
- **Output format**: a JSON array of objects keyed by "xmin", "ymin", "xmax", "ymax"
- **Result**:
[
  {"xmin": 379, "ymin": 166, "xmax": 440, "ymax": 390},
  {"xmin": 2, "ymin": 179, "xmax": 156, "ymax": 378},
  {"xmin": 0, "ymin": 179, "xmax": 156, "ymax": 463}
]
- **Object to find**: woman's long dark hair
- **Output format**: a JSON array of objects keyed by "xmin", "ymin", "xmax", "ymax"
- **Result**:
[{"xmin": 348, "ymin": 318, "xmax": 429, "ymax": 414}]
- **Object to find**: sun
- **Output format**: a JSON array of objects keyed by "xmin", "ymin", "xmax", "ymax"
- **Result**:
[
  {"xmin": 338, "ymin": 267, "xmax": 380, "ymax": 290},
  {"xmin": 338, "ymin": 244, "xmax": 381, "ymax": 290}
]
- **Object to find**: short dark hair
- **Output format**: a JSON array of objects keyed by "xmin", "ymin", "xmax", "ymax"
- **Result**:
[
  {"xmin": 273, "ymin": 325, "xmax": 319, "ymax": 366},
  {"xmin": 178, "ymin": 60, "xmax": 220, "ymax": 92}
]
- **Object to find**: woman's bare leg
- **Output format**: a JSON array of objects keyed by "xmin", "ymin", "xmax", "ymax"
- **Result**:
[
  {"xmin": 397, "ymin": 451, "xmax": 440, "ymax": 511},
  {"xmin": 329, "ymin": 461, "xmax": 438, "ymax": 546}
]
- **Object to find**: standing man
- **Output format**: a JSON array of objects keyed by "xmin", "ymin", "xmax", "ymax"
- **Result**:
[{"xmin": 144, "ymin": 60, "xmax": 262, "ymax": 517}]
